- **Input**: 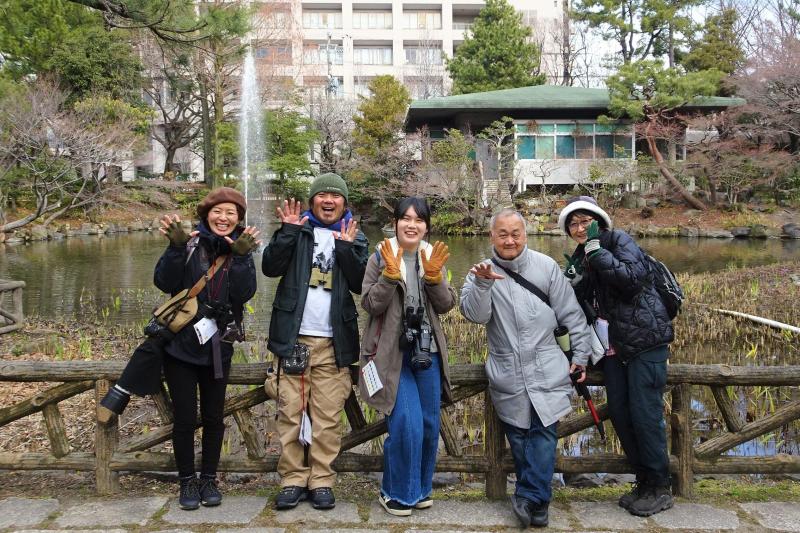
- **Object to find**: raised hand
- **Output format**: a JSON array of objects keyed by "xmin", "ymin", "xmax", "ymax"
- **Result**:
[
  {"xmin": 378, "ymin": 238, "xmax": 403, "ymax": 281},
  {"xmin": 276, "ymin": 198, "xmax": 308, "ymax": 226},
  {"xmin": 470, "ymin": 262, "xmax": 505, "ymax": 280},
  {"xmin": 421, "ymin": 241, "xmax": 450, "ymax": 284},
  {"xmin": 584, "ymin": 220, "xmax": 601, "ymax": 256},
  {"xmin": 225, "ymin": 225, "xmax": 263, "ymax": 255},
  {"xmin": 159, "ymin": 214, "xmax": 190, "ymax": 247},
  {"xmin": 336, "ymin": 218, "xmax": 358, "ymax": 242}
]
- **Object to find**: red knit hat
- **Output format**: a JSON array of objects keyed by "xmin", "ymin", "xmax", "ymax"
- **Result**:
[{"xmin": 197, "ymin": 187, "xmax": 247, "ymax": 222}]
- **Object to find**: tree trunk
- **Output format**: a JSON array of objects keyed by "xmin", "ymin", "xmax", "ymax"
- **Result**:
[
  {"xmin": 199, "ymin": 77, "xmax": 214, "ymax": 187},
  {"xmin": 645, "ymin": 129, "xmax": 706, "ymax": 211},
  {"xmin": 164, "ymin": 147, "xmax": 178, "ymax": 175}
]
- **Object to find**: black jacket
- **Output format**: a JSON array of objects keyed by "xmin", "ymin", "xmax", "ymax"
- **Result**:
[
  {"xmin": 571, "ymin": 229, "xmax": 673, "ymax": 360},
  {"xmin": 261, "ymin": 221, "xmax": 369, "ymax": 367},
  {"xmin": 154, "ymin": 227, "xmax": 257, "ymax": 366}
]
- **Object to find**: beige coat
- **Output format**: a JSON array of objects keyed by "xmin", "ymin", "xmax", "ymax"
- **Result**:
[{"xmin": 358, "ymin": 245, "xmax": 457, "ymax": 415}]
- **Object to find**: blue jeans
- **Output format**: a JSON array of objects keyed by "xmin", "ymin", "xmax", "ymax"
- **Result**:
[
  {"xmin": 603, "ymin": 346, "xmax": 670, "ymax": 487},
  {"xmin": 382, "ymin": 351, "xmax": 441, "ymax": 506},
  {"xmin": 503, "ymin": 409, "xmax": 558, "ymax": 505}
]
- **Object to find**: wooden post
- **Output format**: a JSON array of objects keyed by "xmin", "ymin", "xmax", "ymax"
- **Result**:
[
  {"xmin": 151, "ymin": 384, "xmax": 174, "ymax": 424},
  {"xmin": 0, "ymin": 280, "xmax": 25, "ymax": 334},
  {"xmin": 232, "ymin": 408, "xmax": 265, "ymax": 459},
  {"xmin": 440, "ymin": 407, "xmax": 463, "ymax": 457},
  {"xmin": 710, "ymin": 385, "xmax": 743, "ymax": 433},
  {"xmin": 42, "ymin": 403, "xmax": 71, "ymax": 458},
  {"xmin": 670, "ymin": 384, "xmax": 693, "ymax": 497},
  {"xmin": 484, "ymin": 391, "xmax": 506, "ymax": 499},
  {"xmin": 95, "ymin": 379, "xmax": 119, "ymax": 494}
]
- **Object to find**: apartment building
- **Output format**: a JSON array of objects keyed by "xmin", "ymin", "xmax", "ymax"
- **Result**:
[{"xmin": 252, "ymin": 0, "xmax": 566, "ymax": 100}]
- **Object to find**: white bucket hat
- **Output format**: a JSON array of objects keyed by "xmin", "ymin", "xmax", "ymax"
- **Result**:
[{"xmin": 557, "ymin": 196, "xmax": 613, "ymax": 235}]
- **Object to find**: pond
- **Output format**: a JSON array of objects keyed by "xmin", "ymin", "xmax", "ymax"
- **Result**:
[{"xmin": 2, "ymin": 215, "xmax": 799, "ymax": 334}]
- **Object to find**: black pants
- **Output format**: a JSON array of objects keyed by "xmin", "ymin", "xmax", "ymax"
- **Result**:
[
  {"xmin": 163, "ymin": 355, "xmax": 231, "ymax": 478},
  {"xmin": 603, "ymin": 345, "xmax": 670, "ymax": 488}
]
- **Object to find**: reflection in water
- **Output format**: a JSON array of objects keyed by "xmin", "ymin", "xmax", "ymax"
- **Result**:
[{"xmin": 2, "ymin": 219, "xmax": 800, "ymax": 335}]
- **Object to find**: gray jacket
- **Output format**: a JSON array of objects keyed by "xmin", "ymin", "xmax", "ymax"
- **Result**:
[{"xmin": 460, "ymin": 246, "xmax": 593, "ymax": 429}]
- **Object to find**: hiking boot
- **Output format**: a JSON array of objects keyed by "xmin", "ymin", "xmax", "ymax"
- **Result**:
[
  {"xmin": 628, "ymin": 485, "xmax": 674, "ymax": 517},
  {"xmin": 309, "ymin": 487, "xmax": 336, "ymax": 510},
  {"xmin": 530, "ymin": 500, "xmax": 549, "ymax": 528},
  {"xmin": 618, "ymin": 481, "xmax": 645, "ymax": 510},
  {"xmin": 178, "ymin": 475, "xmax": 201, "ymax": 511},
  {"xmin": 275, "ymin": 485, "xmax": 307, "ymax": 510},
  {"xmin": 379, "ymin": 494, "xmax": 412, "ymax": 516},
  {"xmin": 510, "ymin": 494, "xmax": 532, "ymax": 528},
  {"xmin": 199, "ymin": 476, "xmax": 222, "ymax": 507},
  {"xmin": 414, "ymin": 496, "xmax": 433, "ymax": 509}
]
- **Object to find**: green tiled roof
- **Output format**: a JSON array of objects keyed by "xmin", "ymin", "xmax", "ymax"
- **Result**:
[{"xmin": 409, "ymin": 85, "xmax": 745, "ymax": 110}]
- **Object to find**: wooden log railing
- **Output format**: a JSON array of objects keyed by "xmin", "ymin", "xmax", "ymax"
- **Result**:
[
  {"xmin": 0, "ymin": 280, "xmax": 25, "ymax": 334},
  {"xmin": 1, "ymin": 361, "xmax": 799, "ymax": 498}
]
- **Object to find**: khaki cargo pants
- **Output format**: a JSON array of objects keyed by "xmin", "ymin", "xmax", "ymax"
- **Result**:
[{"xmin": 276, "ymin": 335, "xmax": 353, "ymax": 489}]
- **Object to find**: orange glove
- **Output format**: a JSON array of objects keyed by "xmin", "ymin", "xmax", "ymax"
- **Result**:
[
  {"xmin": 421, "ymin": 241, "xmax": 449, "ymax": 284},
  {"xmin": 379, "ymin": 238, "xmax": 403, "ymax": 281}
]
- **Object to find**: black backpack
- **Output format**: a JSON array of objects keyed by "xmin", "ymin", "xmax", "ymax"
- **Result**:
[{"xmin": 644, "ymin": 254, "xmax": 684, "ymax": 320}]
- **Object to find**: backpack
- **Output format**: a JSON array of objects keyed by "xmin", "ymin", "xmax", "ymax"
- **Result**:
[{"xmin": 644, "ymin": 254, "xmax": 684, "ymax": 320}]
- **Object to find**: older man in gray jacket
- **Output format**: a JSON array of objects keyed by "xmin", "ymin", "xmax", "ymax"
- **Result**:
[{"xmin": 461, "ymin": 209, "xmax": 593, "ymax": 528}]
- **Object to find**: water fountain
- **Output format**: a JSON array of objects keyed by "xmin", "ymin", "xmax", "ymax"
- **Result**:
[{"xmin": 239, "ymin": 45, "xmax": 265, "ymax": 226}]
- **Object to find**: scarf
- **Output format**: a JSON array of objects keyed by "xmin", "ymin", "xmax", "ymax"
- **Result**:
[{"xmin": 302, "ymin": 209, "xmax": 353, "ymax": 230}]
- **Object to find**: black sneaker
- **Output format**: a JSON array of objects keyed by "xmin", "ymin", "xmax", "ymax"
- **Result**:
[
  {"xmin": 414, "ymin": 496, "xmax": 433, "ymax": 509},
  {"xmin": 199, "ymin": 476, "xmax": 222, "ymax": 507},
  {"xmin": 619, "ymin": 481, "xmax": 645, "ymax": 510},
  {"xmin": 379, "ymin": 494, "xmax": 412, "ymax": 516},
  {"xmin": 628, "ymin": 485, "xmax": 674, "ymax": 517},
  {"xmin": 309, "ymin": 487, "xmax": 336, "ymax": 509},
  {"xmin": 178, "ymin": 476, "xmax": 201, "ymax": 511},
  {"xmin": 530, "ymin": 501, "xmax": 549, "ymax": 528},
  {"xmin": 275, "ymin": 485, "xmax": 307, "ymax": 510},
  {"xmin": 510, "ymin": 494, "xmax": 532, "ymax": 528}
]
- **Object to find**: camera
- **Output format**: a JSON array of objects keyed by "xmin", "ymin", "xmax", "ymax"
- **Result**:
[
  {"xmin": 144, "ymin": 317, "xmax": 166, "ymax": 338},
  {"xmin": 402, "ymin": 306, "xmax": 433, "ymax": 371},
  {"xmin": 411, "ymin": 327, "xmax": 433, "ymax": 370}
]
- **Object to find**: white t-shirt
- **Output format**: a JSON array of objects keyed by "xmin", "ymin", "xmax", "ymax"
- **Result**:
[{"xmin": 299, "ymin": 227, "xmax": 335, "ymax": 337}]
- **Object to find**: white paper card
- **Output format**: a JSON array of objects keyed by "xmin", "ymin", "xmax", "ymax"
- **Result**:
[
  {"xmin": 299, "ymin": 410, "xmax": 312, "ymax": 446},
  {"xmin": 194, "ymin": 317, "xmax": 218, "ymax": 345},
  {"xmin": 361, "ymin": 360, "xmax": 384, "ymax": 397},
  {"xmin": 594, "ymin": 318, "xmax": 610, "ymax": 350}
]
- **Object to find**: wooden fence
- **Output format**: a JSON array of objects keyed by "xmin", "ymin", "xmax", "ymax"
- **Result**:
[
  {"xmin": 1, "ymin": 360, "xmax": 799, "ymax": 497},
  {"xmin": 0, "ymin": 280, "xmax": 25, "ymax": 334}
]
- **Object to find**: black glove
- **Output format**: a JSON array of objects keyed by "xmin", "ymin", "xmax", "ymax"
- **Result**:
[
  {"xmin": 165, "ymin": 221, "xmax": 190, "ymax": 248},
  {"xmin": 230, "ymin": 232, "xmax": 257, "ymax": 255}
]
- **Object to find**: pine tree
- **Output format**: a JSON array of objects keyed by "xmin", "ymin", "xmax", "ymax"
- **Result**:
[
  {"xmin": 352, "ymin": 75, "xmax": 411, "ymax": 158},
  {"xmin": 682, "ymin": 9, "xmax": 744, "ymax": 76},
  {"xmin": 446, "ymin": 0, "xmax": 545, "ymax": 94}
]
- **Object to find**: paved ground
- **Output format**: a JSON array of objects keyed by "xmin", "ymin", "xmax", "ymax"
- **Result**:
[{"xmin": 1, "ymin": 495, "xmax": 799, "ymax": 532}]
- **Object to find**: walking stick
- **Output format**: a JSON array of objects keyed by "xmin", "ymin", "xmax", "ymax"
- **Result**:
[{"xmin": 554, "ymin": 326, "xmax": 606, "ymax": 441}]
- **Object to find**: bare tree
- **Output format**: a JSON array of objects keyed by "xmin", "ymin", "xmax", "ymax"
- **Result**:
[
  {"xmin": 0, "ymin": 81, "xmax": 144, "ymax": 231},
  {"xmin": 304, "ymin": 93, "xmax": 356, "ymax": 174}
]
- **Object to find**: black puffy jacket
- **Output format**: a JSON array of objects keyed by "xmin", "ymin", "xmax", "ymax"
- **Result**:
[
  {"xmin": 154, "ymin": 225, "xmax": 257, "ymax": 366},
  {"xmin": 571, "ymin": 229, "xmax": 673, "ymax": 360}
]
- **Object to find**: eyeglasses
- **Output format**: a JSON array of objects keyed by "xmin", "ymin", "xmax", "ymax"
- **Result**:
[{"xmin": 568, "ymin": 218, "xmax": 594, "ymax": 231}]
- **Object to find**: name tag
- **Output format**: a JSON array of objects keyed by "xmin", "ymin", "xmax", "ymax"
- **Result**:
[
  {"xmin": 194, "ymin": 317, "xmax": 218, "ymax": 345},
  {"xmin": 361, "ymin": 360, "xmax": 384, "ymax": 397}
]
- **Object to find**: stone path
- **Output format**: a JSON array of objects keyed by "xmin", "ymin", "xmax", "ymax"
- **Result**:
[{"xmin": 1, "ymin": 495, "xmax": 799, "ymax": 532}]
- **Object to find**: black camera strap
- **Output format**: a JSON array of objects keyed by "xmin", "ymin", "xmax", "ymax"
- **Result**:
[{"xmin": 490, "ymin": 258, "xmax": 551, "ymax": 307}]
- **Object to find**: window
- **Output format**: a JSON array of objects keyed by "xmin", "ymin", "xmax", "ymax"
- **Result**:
[
  {"xmin": 406, "ymin": 78, "xmax": 444, "ymax": 99},
  {"xmin": 403, "ymin": 11, "xmax": 441, "ymax": 29},
  {"xmin": 302, "ymin": 11, "xmax": 342, "ymax": 29},
  {"xmin": 515, "ymin": 121, "xmax": 633, "ymax": 160},
  {"xmin": 255, "ymin": 44, "xmax": 292, "ymax": 64},
  {"xmin": 353, "ymin": 46, "xmax": 392, "ymax": 65},
  {"xmin": 304, "ymin": 44, "xmax": 343, "ymax": 65},
  {"xmin": 352, "ymin": 11, "xmax": 392, "ymax": 29},
  {"xmin": 404, "ymin": 46, "xmax": 443, "ymax": 65}
]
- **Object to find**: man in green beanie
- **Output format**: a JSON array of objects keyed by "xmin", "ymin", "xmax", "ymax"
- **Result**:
[{"xmin": 262, "ymin": 173, "xmax": 369, "ymax": 511}]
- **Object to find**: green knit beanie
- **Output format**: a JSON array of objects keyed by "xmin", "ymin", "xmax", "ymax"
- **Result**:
[{"xmin": 309, "ymin": 173, "xmax": 349, "ymax": 203}]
